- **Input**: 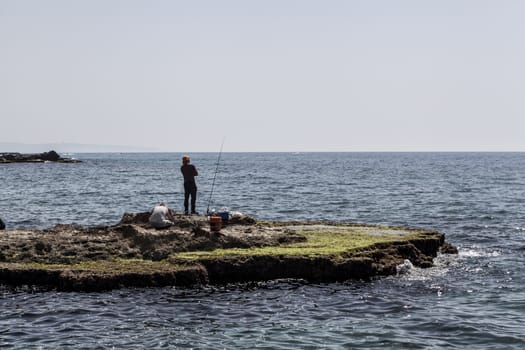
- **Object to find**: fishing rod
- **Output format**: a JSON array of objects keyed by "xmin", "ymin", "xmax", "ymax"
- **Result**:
[{"xmin": 206, "ymin": 137, "xmax": 225, "ymax": 214}]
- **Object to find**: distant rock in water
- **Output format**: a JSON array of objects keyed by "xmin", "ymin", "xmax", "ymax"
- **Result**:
[{"xmin": 0, "ymin": 150, "xmax": 80, "ymax": 163}]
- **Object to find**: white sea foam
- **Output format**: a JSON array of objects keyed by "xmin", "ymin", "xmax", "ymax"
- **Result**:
[
  {"xmin": 396, "ymin": 259, "xmax": 414, "ymax": 275},
  {"xmin": 393, "ymin": 253, "xmax": 458, "ymax": 283},
  {"xmin": 459, "ymin": 248, "xmax": 501, "ymax": 258}
]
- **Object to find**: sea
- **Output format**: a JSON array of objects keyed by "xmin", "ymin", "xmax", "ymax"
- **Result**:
[{"xmin": 1, "ymin": 152, "xmax": 524, "ymax": 349}]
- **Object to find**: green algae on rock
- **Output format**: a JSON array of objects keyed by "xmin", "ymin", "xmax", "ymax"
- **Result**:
[{"xmin": 169, "ymin": 224, "xmax": 446, "ymax": 284}]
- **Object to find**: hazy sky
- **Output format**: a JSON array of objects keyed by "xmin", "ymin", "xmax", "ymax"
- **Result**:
[{"xmin": 1, "ymin": 1, "xmax": 524, "ymax": 152}]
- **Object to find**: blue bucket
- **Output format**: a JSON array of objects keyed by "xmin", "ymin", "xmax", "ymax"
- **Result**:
[{"xmin": 218, "ymin": 212, "xmax": 229, "ymax": 222}]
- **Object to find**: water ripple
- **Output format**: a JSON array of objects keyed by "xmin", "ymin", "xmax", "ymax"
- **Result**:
[{"xmin": 2, "ymin": 153, "xmax": 525, "ymax": 348}]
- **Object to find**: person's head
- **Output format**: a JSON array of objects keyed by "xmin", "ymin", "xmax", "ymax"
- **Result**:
[
  {"xmin": 182, "ymin": 155, "xmax": 190, "ymax": 165},
  {"xmin": 160, "ymin": 202, "xmax": 167, "ymax": 207}
]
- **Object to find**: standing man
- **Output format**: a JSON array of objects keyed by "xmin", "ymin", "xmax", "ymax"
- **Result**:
[{"xmin": 181, "ymin": 155, "xmax": 198, "ymax": 215}]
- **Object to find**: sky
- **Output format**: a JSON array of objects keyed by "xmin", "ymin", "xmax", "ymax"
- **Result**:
[{"xmin": 1, "ymin": 0, "xmax": 524, "ymax": 152}]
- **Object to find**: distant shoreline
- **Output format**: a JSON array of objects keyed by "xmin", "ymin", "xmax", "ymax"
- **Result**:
[{"xmin": 0, "ymin": 143, "xmax": 159, "ymax": 153}]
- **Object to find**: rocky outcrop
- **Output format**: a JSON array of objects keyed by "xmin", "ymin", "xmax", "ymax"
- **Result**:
[
  {"xmin": 0, "ymin": 150, "xmax": 80, "ymax": 163},
  {"xmin": 0, "ymin": 212, "xmax": 457, "ymax": 291}
]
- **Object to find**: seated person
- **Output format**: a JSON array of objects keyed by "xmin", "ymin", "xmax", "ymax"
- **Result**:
[{"xmin": 148, "ymin": 202, "xmax": 175, "ymax": 229}]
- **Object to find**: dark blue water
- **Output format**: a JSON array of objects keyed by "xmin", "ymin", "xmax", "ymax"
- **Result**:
[{"xmin": 1, "ymin": 152, "xmax": 525, "ymax": 349}]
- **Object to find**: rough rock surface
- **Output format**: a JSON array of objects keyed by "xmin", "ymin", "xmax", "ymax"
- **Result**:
[
  {"xmin": 0, "ymin": 212, "xmax": 456, "ymax": 291},
  {"xmin": 0, "ymin": 213, "xmax": 301, "ymax": 264}
]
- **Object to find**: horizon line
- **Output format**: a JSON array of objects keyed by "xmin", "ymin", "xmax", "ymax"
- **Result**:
[{"xmin": 1, "ymin": 143, "xmax": 524, "ymax": 153}]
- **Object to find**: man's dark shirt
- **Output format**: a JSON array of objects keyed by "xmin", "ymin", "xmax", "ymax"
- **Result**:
[{"xmin": 181, "ymin": 164, "xmax": 198, "ymax": 183}]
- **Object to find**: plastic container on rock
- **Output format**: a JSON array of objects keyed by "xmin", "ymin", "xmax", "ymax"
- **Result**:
[{"xmin": 209, "ymin": 216, "xmax": 222, "ymax": 232}]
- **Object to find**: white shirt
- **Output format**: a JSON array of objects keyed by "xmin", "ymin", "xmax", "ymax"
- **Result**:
[{"xmin": 149, "ymin": 205, "xmax": 170, "ymax": 225}]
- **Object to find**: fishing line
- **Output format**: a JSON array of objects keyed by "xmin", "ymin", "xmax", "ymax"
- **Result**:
[{"xmin": 206, "ymin": 137, "xmax": 225, "ymax": 214}]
